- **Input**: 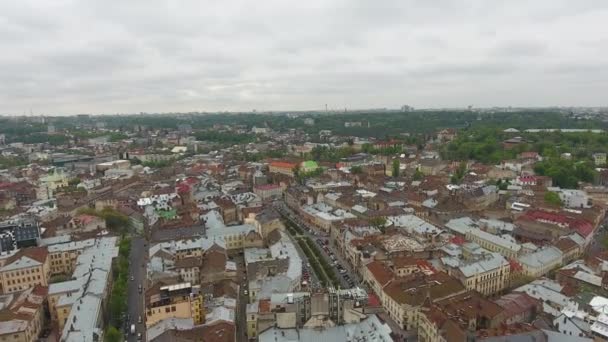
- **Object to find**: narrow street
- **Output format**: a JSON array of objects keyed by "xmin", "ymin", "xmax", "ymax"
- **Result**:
[
  {"xmin": 233, "ymin": 254, "xmax": 248, "ymax": 342},
  {"xmin": 126, "ymin": 236, "xmax": 147, "ymax": 342}
]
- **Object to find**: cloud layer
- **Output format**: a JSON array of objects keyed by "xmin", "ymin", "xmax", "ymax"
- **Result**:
[{"xmin": 1, "ymin": 0, "xmax": 607, "ymax": 114}]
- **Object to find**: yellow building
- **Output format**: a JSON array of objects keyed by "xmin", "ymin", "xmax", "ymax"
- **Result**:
[
  {"xmin": 0, "ymin": 285, "xmax": 47, "ymax": 342},
  {"xmin": 0, "ymin": 247, "xmax": 50, "ymax": 294},
  {"xmin": 449, "ymin": 252, "xmax": 511, "ymax": 297},
  {"xmin": 380, "ymin": 272, "xmax": 466, "ymax": 331},
  {"xmin": 48, "ymin": 239, "xmax": 95, "ymax": 276},
  {"xmin": 145, "ymin": 282, "xmax": 204, "ymax": 327},
  {"xmin": 465, "ymin": 229, "xmax": 521, "ymax": 259},
  {"xmin": 207, "ymin": 224, "xmax": 258, "ymax": 250}
]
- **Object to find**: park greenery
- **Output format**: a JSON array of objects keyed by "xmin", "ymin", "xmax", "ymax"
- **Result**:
[
  {"xmin": 441, "ymin": 126, "xmax": 603, "ymax": 188},
  {"xmin": 281, "ymin": 213, "xmax": 340, "ymax": 287},
  {"xmin": 533, "ymin": 159, "xmax": 596, "ymax": 188},
  {"xmin": 1, "ymin": 110, "xmax": 604, "ymax": 144},
  {"xmin": 450, "ymin": 162, "xmax": 468, "ymax": 184},
  {"xmin": 305, "ymin": 145, "xmax": 355, "ymax": 163},
  {"xmin": 0, "ymin": 156, "xmax": 29, "ymax": 169},
  {"xmin": 194, "ymin": 131, "xmax": 259, "ymax": 145},
  {"xmin": 544, "ymin": 191, "xmax": 563, "ymax": 206}
]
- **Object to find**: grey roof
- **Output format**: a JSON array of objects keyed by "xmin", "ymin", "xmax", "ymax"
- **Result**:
[
  {"xmin": 0, "ymin": 256, "xmax": 41, "ymax": 272},
  {"xmin": 147, "ymin": 317, "xmax": 194, "ymax": 342},
  {"xmin": 458, "ymin": 252, "xmax": 508, "ymax": 277},
  {"xmin": 259, "ymin": 315, "xmax": 393, "ymax": 342},
  {"xmin": 259, "ymin": 314, "xmax": 392, "ymax": 342},
  {"xmin": 518, "ymin": 246, "xmax": 563, "ymax": 269},
  {"xmin": 468, "ymin": 228, "xmax": 521, "ymax": 252},
  {"xmin": 58, "ymin": 237, "xmax": 119, "ymax": 342}
]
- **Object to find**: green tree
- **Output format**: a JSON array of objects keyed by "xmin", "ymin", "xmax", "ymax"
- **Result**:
[
  {"xmin": 544, "ymin": 191, "xmax": 563, "ymax": 206},
  {"xmin": 104, "ymin": 325, "xmax": 122, "ymax": 342},
  {"xmin": 413, "ymin": 169, "xmax": 424, "ymax": 181},
  {"xmin": 392, "ymin": 159, "xmax": 400, "ymax": 177},
  {"xmin": 370, "ymin": 217, "xmax": 387, "ymax": 232},
  {"xmin": 350, "ymin": 165, "xmax": 363, "ymax": 174}
]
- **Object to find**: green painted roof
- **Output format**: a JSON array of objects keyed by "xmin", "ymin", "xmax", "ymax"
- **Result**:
[
  {"xmin": 156, "ymin": 209, "xmax": 177, "ymax": 219},
  {"xmin": 302, "ymin": 160, "xmax": 319, "ymax": 169}
]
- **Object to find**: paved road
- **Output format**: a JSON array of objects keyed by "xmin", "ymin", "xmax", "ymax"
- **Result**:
[
  {"xmin": 273, "ymin": 201, "xmax": 362, "ymax": 289},
  {"xmin": 233, "ymin": 254, "xmax": 248, "ymax": 342},
  {"xmin": 126, "ymin": 236, "xmax": 147, "ymax": 341}
]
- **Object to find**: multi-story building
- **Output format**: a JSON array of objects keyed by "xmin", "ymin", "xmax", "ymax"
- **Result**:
[
  {"xmin": 518, "ymin": 246, "xmax": 563, "ymax": 278},
  {"xmin": 0, "ymin": 247, "xmax": 50, "ymax": 294},
  {"xmin": 381, "ymin": 272, "xmax": 466, "ymax": 330},
  {"xmin": 145, "ymin": 282, "xmax": 204, "ymax": 328},
  {"xmin": 0, "ymin": 217, "xmax": 41, "ymax": 253},
  {"xmin": 441, "ymin": 243, "xmax": 510, "ymax": 296},
  {"xmin": 174, "ymin": 257, "xmax": 201, "ymax": 285},
  {"xmin": 253, "ymin": 184, "xmax": 284, "ymax": 201},
  {"xmin": 269, "ymin": 161, "xmax": 297, "ymax": 177},
  {"xmin": 465, "ymin": 228, "xmax": 521, "ymax": 259},
  {"xmin": 37, "ymin": 169, "xmax": 69, "ymax": 200},
  {"xmin": 55, "ymin": 237, "xmax": 118, "ymax": 338},
  {"xmin": 244, "ymin": 208, "xmax": 285, "ymax": 239},
  {"xmin": 417, "ymin": 291, "xmax": 504, "ymax": 342},
  {"xmin": 47, "ymin": 238, "xmax": 96, "ymax": 276},
  {"xmin": 0, "ymin": 285, "xmax": 47, "ymax": 342}
]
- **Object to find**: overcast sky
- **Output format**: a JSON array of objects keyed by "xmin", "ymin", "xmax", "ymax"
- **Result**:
[{"xmin": 1, "ymin": 0, "xmax": 607, "ymax": 115}]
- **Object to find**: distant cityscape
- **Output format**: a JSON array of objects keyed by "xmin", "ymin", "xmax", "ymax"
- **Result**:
[{"xmin": 0, "ymin": 110, "xmax": 608, "ymax": 342}]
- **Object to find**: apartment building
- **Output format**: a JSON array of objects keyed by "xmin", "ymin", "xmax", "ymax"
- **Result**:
[
  {"xmin": 417, "ymin": 291, "xmax": 505, "ymax": 342},
  {"xmin": 441, "ymin": 243, "xmax": 510, "ymax": 296},
  {"xmin": 0, "ymin": 247, "xmax": 50, "ymax": 294},
  {"xmin": 465, "ymin": 228, "xmax": 521, "ymax": 259},
  {"xmin": 56, "ymin": 237, "xmax": 118, "ymax": 338},
  {"xmin": 269, "ymin": 161, "xmax": 297, "ymax": 177},
  {"xmin": 253, "ymin": 184, "xmax": 283, "ymax": 201},
  {"xmin": 381, "ymin": 272, "xmax": 466, "ymax": 330},
  {"xmin": 518, "ymin": 246, "xmax": 564, "ymax": 278},
  {"xmin": 145, "ymin": 282, "xmax": 204, "ymax": 328},
  {"xmin": 47, "ymin": 239, "xmax": 96, "ymax": 275},
  {"xmin": 0, "ymin": 285, "xmax": 47, "ymax": 342}
]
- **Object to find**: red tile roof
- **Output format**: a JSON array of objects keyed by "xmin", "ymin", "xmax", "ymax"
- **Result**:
[
  {"xmin": 254, "ymin": 184, "xmax": 281, "ymax": 191},
  {"xmin": 366, "ymin": 260, "xmax": 394, "ymax": 287},
  {"xmin": 270, "ymin": 161, "xmax": 297, "ymax": 169},
  {"xmin": 521, "ymin": 210, "xmax": 594, "ymax": 237}
]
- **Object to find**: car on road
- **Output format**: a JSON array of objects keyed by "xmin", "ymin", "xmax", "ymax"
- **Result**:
[
  {"xmin": 137, "ymin": 332, "xmax": 142, "ymax": 340},
  {"xmin": 131, "ymin": 275, "xmax": 134, "ymax": 281},
  {"xmin": 138, "ymin": 316, "xmax": 142, "ymax": 324},
  {"xmin": 130, "ymin": 324, "xmax": 136, "ymax": 335},
  {"xmin": 138, "ymin": 284, "xmax": 142, "ymax": 294},
  {"xmin": 243, "ymin": 289, "xmax": 248, "ymax": 296}
]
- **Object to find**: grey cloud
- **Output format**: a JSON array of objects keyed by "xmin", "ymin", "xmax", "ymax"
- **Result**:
[{"xmin": 0, "ymin": 0, "xmax": 607, "ymax": 114}]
